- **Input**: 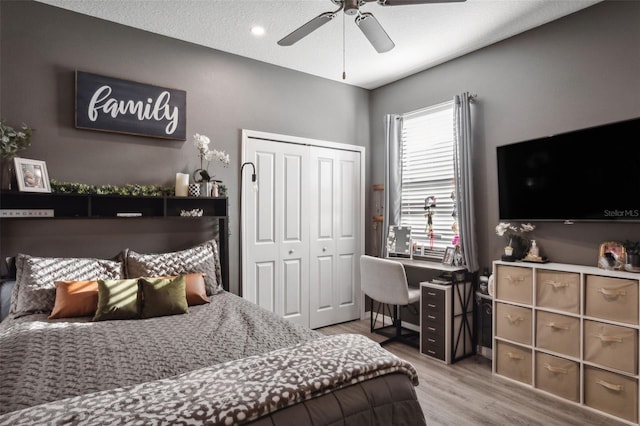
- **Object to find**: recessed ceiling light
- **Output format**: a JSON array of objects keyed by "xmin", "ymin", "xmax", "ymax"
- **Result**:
[{"xmin": 251, "ymin": 26, "xmax": 265, "ymax": 37}]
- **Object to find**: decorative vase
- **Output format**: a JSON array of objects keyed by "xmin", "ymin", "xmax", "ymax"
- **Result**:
[
  {"xmin": 0, "ymin": 157, "xmax": 15, "ymax": 191},
  {"xmin": 188, "ymin": 183, "xmax": 200, "ymax": 197},
  {"xmin": 199, "ymin": 181, "xmax": 212, "ymax": 198}
]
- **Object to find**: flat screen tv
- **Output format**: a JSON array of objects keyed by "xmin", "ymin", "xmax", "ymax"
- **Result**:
[{"xmin": 497, "ymin": 117, "xmax": 640, "ymax": 222}]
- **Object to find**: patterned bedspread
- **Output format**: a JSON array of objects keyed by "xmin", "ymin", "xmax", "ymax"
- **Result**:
[
  {"xmin": 0, "ymin": 333, "xmax": 419, "ymax": 425},
  {"xmin": 0, "ymin": 291, "xmax": 320, "ymax": 415}
]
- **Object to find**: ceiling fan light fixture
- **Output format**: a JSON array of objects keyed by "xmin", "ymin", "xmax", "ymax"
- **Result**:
[{"xmin": 343, "ymin": 0, "xmax": 360, "ymax": 15}]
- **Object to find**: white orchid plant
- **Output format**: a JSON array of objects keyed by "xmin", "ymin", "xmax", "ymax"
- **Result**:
[
  {"xmin": 495, "ymin": 222, "xmax": 535, "ymax": 248},
  {"xmin": 193, "ymin": 133, "xmax": 230, "ymax": 182}
]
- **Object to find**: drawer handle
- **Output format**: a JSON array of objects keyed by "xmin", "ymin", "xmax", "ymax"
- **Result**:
[
  {"xmin": 427, "ymin": 292, "xmax": 437, "ymax": 296},
  {"xmin": 505, "ymin": 275, "xmax": 525, "ymax": 283},
  {"xmin": 428, "ymin": 338, "xmax": 436, "ymax": 343},
  {"xmin": 545, "ymin": 280, "xmax": 569, "ymax": 289},
  {"xmin": 505, "ymin": 314, "xmax": 524, "ymax": 324},
  {"xmin": 545, "ymin": 321, "xmax": 569, "ymax": 330},
  {"xmin": 427, "ymin": 315, "xmax": 436, "ymax": 320},
  {"xmin": 544, "ymin": 364, "xmax": 568, "ymax": 375},
  {"xmin": 427, "ymin": 350, "xmax": 436, "ymax": 355},
  {"xmin": 506, "ymin": 352, "xmax": 524, "ymax": 360},
  {"xmin": 593, "ymin": 333, "xmax": 623, "ymax": 344},
  {"xmin": 427, "ymin": 327, "xmax": 436, "ymax": 332},
  {"xmin": 598, "ymin": 287, "xmax": 627, "ymax": 298},
  {"xmin": 596, "ymin": 379, "xmax": 623, "ymax": 392},
  {"xmin": 427, "ymin": 304, "xmax": 436, "ymax": 308}
]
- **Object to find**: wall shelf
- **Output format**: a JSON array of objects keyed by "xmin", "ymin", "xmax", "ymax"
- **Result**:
[{"xmin": 0, "ymin": 191, "xmax": 229, "ymax": 290}]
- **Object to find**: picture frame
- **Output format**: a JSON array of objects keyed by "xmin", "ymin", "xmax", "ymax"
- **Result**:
[
  {"xmin": 442, "ymin": 246, "xmax": 455, "ymax": 265},
  {"xmin": 598, "ymin": 241, "xmax": 626, "ymax": 270},
  {"xmin": 14, "ymin": 158, "xmax": 51, "ymax": 193}
]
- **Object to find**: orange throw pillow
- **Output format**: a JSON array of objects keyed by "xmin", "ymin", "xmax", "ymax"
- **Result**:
[
  {"xmin": 154, "ymin": 273, "xmax": 209, "ymax": 306},
  {"xmin": 183, "ymin": 273, "xmax": 210, "ymax": 306},
  {"xmin": 49, "ymin": 280, "xmax": 99, "ymax": 319}
]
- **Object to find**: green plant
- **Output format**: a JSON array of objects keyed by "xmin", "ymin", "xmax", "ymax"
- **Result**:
[
  {"xmin": 0, "ymin": 118, "xmax": 32, "ymax": 159},
  {"xmin": 50, "ymin": 179, "xmax": 173, "ymax": 197},
  {"xmin": 623, "ymin": 240, "xmax": 640, "ymax": 255}
]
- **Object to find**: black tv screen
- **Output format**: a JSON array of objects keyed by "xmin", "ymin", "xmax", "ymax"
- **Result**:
[{"xmin": 497, "ymin": 117, "xmax": 640, "ymax": 222}]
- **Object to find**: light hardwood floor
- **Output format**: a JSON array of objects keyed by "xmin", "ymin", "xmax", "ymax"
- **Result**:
[{"xmin": 317, "ymin": 319, "xmax": 626, "ymax": 426}]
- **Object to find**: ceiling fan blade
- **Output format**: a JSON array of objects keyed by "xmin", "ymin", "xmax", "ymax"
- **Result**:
[
  {"xmin": 378, "ymin": 0, "xmax": 466, "ymax": 5},
  {"xmin": 277, "ymin": 12, "xmax": 336, "ymax": 46},
  {"xmin": 355, "ymin": 12, "xmax": 395, "ymax": 53}
]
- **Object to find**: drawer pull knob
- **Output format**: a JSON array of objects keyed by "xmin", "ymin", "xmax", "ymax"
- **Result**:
[
  {"xmin": 546, "ymin": 280, "xmax": 568, "ymax": 289},
  {"xmin": 505, "ymin": 275, "xmax": 525, "ymax": 283},
  {"xmin": 506, "ymin": 352, "xmax": 524, "ymax": 360},
  {"xmin": 545, "ymin": 322, "xmax": 569, "ymax": 330},
  {"xmin": 544, "ymin": 364, "xmax": 568, "ymax": 375},
  {"xmin": 593, "ymin": 333, "xmax": 623, "ymax": 343},
  {"xmin": 596, "ymin": 379, "xmax": 623, "ymax": 392},
  {"xmin": 505, "ymin": 314, "xmax": 524, "ymax": 324},
  {"xmin": 598, "ymin": 287, "xmax": 627, "ymax": 298}
]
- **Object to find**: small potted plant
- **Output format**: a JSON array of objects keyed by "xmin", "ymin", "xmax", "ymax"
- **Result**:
[{"xmin": 623, "ymin": 240, "xmax": 640, "ymax": 271}]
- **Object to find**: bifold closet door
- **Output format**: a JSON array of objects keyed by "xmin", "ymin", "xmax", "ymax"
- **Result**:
[
  {"xmin": 242, "ymin": 139, "xmax": 310, "ymax": 327},
  {"xmin": 308, "ymin": 147, "xmax": 361, "ymax": 329}
]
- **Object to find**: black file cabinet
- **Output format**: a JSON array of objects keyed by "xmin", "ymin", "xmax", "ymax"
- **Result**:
[{"xmin": 420, "ymin": 279, "xmax": 474, "ymax": 364}]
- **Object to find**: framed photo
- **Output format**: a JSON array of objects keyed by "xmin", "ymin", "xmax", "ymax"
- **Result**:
[
  {"xmin": 598, "ymin": 241, "xmax": 626, "ymax": 270},
  {"xmin": 442, "ymin": 246, "xmax": 455, "ymax": 265},
  {"xmin": 14, "ymin": 158, "xmax": 51, "ymax": 193}
]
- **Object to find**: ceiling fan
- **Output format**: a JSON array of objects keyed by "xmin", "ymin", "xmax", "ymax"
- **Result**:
[{"xmin": 277, "ymin": 0, "xmax": 467, "ymax": 54}]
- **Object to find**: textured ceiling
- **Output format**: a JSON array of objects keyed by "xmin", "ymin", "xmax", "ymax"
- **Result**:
[{"xmin": 36, "ymin": 0, "xmax": 602, "ymax": 89}]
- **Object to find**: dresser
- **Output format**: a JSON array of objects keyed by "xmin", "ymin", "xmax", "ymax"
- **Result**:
[{"xmin": 493, "ymin": 260, "xmax": 640, "ymax": 424}]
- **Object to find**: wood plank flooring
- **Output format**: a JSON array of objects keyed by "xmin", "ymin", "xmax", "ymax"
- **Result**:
[{"xmin": 317, "ymin": 319, "xmax": 626, "ymax": 426}]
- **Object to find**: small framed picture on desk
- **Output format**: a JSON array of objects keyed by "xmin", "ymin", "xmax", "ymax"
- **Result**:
[{"xmin": 442, "ymin": 247, "xmax": 455, "ymax": 265}]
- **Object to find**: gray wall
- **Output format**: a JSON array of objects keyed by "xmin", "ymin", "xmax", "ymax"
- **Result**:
[
  {"xmin": 370, "ymin": 0, "xmax": 640, "ymax": 272},
  {"xmin": 0, "ymin": 1, "xmax": 370, "ymax": 294}
]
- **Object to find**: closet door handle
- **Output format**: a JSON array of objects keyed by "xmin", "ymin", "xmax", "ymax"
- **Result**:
[
  {"xmin": 289, "ymin": 249, "xmax": 295, "ymax": 254},
  {"xmin": 322, "ymin": 247, "xmax": 327, "ymax": 252}
]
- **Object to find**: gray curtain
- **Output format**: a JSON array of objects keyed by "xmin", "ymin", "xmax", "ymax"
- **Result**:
[
  {"xmin": 382, "ymin": 114, "xmax": 403, "ymax": 257},
  {"xmin": 453, "ymin": 93, "xmax": 479, "ymax": 272}
]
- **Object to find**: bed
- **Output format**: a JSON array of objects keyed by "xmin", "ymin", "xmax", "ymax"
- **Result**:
[{"xmin": 0, "ymin": 239, "xmax": 426, "ymax": 425}]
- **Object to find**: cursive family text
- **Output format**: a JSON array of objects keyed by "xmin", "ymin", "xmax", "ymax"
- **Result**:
[{"xmin": 87, "ymin": 85, "xmax": 179, "ymax": 135}]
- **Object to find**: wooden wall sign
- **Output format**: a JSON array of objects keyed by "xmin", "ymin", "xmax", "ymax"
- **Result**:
[{"xmin": 75, "ymin": 71, "xmax": 187, "ymax": 140}]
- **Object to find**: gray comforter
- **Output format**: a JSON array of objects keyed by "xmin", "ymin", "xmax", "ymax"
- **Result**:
[
  {"xmin": 0, "ymin": 291, "xmax": 422, "ymax": 425},
  {"xmin": 0, "ymin": 291, "xmax": 320, "ymax": 415}
]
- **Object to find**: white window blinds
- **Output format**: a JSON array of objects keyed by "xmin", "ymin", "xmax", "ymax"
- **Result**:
[{"xmin": 400, "ymin": 101, "xmax": 456, "ymax": 259}]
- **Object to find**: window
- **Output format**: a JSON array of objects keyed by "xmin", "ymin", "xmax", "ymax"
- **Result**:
[{"xmin": 400, "ymin": 101, "xmax": 456, "ymax": 259}]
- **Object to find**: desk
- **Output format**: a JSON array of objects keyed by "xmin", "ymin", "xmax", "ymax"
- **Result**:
[
  {"xmin": 387, "ymin": 257, "xmax": 466, "ymax": 273},
  {"xmin": 386, "ymin": 257, "xmax": 475, "ymax": 364}
]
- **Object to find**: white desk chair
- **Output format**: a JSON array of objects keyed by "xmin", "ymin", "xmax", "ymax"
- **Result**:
[{"xmin": 360, "ymin": 255, "xmax": 420, "ymax": 347}]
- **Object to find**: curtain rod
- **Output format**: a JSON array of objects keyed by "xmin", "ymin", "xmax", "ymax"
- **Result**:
[{"xmin": 400, "ymin": 93, "xmax": 478, "ymax": 118}]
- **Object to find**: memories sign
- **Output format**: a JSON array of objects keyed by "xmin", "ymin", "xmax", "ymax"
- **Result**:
[{"xmin": 75, "ymin": 71, "xmax": 186, "ymax": 140}]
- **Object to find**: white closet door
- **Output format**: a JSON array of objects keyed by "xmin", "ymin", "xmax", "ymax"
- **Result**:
[
  {"xmin": 242, "ymin": 138, "xmax": 309, "ymax": 327},
  {"xmin": 309, "ymin": 147, "xmax": 361, "ymax": 329}
]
